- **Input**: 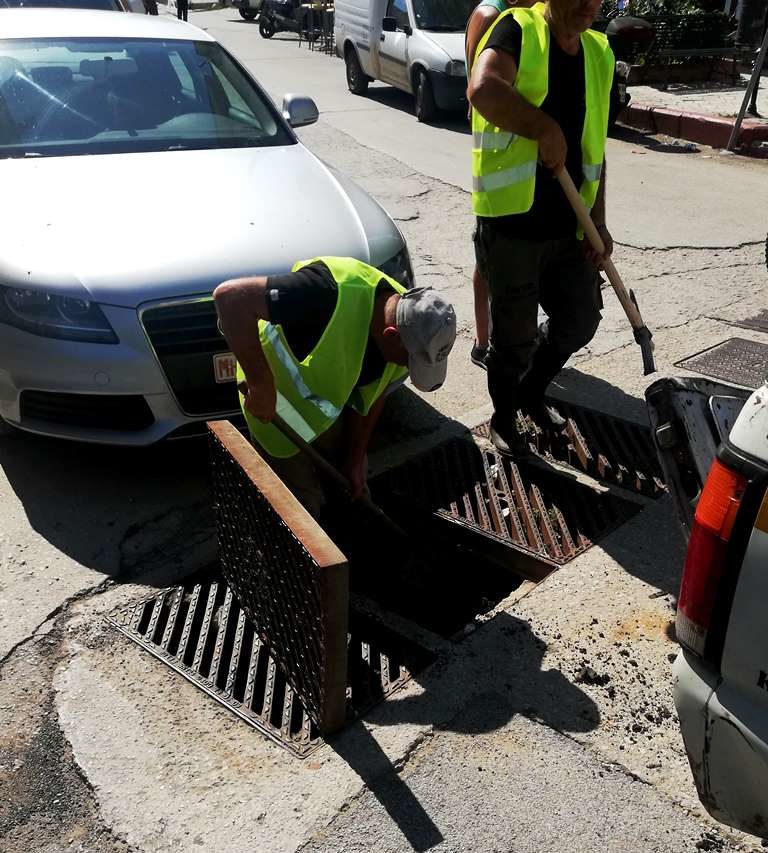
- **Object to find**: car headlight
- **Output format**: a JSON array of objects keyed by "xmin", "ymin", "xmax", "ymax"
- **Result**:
[
  {"xmin": 0, "ymin": 285, "xmax": 118, "ymax": 344},
  {"xmin": 445, "ymin": 59, "xmax": 466, "ymax": 77},
  {"xmin": 379, "ymin": 246, "xmax": 414, "ymax": 289}
]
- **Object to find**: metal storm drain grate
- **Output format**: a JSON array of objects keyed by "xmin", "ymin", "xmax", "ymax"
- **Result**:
[
  {"xmin": 677, "ymin": 338, "xmax": 768, "ymax": 389},
  {"xmin": 107, "ymin": 575, "xmax": 433, "ymax": 757},
  {"xmin": 373, "ymin": 437, "xmax": 643, "ymax": 580},
  {"xmin": 731, "ymin": 310, "xmax": 768, "ymax": 334},
  {"xmin": 473, "ymin": 399, "xmax": 665, "ymax": 497}
]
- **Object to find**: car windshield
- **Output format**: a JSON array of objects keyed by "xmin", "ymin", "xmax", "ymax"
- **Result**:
[
  {"xmin": 1, "ymin": 0, "xmax": 121, "ymax": 9},
  {"xmin": 0, "ymin": 37, "xmax": 293, "ymax": 158},
  {"xmin": 411, "ymin": 0, "xmax": 476, "ymax": 31}
]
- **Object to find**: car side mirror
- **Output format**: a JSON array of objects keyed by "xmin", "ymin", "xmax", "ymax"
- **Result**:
[
  {"xmin": 282, "ymin": 93, "xmax": 319, "ymax": 128},
  {"xmin": 382, "ymin": 16, "xmax": 397, "ymax": 31}
]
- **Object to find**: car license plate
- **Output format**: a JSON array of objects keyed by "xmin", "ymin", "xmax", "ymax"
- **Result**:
[{"xmin": 213, "ymin": 352, "xmax": 237, "ymax": 384}]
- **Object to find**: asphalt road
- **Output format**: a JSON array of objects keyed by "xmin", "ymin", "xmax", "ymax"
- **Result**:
[{"xmin": 2, "ymin": 8, "xmax": 768, "ymax": 853}]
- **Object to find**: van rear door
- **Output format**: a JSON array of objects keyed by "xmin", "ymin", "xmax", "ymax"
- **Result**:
[{"xmin": 645, "ymin": 376, "xmax": 750, "ymax": 536}]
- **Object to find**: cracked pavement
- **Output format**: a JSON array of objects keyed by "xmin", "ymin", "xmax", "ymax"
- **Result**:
[{"xmin": 2, "ymin": 8, "xmax": 768, "ymax": 852}]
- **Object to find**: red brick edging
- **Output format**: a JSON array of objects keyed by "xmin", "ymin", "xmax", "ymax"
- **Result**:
[{"xmin": 618, "ymin": 103, "xmax": 768, "ymax": 151}]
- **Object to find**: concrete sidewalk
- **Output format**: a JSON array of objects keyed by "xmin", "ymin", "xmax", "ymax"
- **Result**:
[{"xmin": 620, "ymin": 76, "xmax": 768, "ymax": 153}]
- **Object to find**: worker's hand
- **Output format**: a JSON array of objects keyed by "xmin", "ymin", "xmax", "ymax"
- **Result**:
[
  {"xmin": 238, "ymin": 378, "xmax": 276, "ymax": 424},
  {"xmin": 537, "ymin": 117, "xmax": 567, "ymax": 174},
  {"xmin": 584, "ymin": 223, "xmax": 614, "ymax": 270},
  {"xmin": 341, "ymin": 454, "xmax": 367, "ymax": 502}
]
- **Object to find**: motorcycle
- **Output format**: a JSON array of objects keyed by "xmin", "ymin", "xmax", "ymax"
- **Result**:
[{"xmin": 258, "ymin": 0, "xmax": 320, "ymax": 40}]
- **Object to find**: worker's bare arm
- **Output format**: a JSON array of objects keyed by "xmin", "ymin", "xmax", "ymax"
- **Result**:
[
  {"xmin": 468, "ymin": 47, "xmax": 567, "ymax": 172},
  {"xmin": 341, "ymin": 394, "xmax": 388, "ymax": 500},
  {"xmin": 213, "ymin": 277, "xmax": 276, "ymax": 423}
]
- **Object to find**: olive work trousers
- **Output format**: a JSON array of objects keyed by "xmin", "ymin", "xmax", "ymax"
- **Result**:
[{"xmin": 473, "ymin": 220, "xmax": 603, "ymax": 423}]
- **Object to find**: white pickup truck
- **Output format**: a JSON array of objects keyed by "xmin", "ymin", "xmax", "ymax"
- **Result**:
[{"xmin": 647, "ymin": 376, "xmax": 768, "ymax": 837}]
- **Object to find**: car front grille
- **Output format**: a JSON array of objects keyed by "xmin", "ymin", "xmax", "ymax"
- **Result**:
[
  {"xmin": 141, "ymin": 299, "xmax": 239, "ymax": 416},
  {"xmin": 20, "ymin": 390, "xmax": 154, "ymax": 431}
]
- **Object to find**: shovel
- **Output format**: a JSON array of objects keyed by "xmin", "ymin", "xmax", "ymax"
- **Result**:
[
  {"xmin": 268, "ymin": 411, "xmax": 412, "ymax": 542},
  {"xmin": 557, "ymin": 169, "xmax": 656, "ymax": 376}
]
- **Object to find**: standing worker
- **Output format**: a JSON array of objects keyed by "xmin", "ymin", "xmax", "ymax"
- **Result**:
[
  {"xmin": 465, "ymin": 0, "xmax": 537, "ymax": 370},
  {"xmin": 214, "ymin": 257, "xmax": 457, "ymax": 518},
  {"xmin": 468, "ymin": 0, "xmax": 615, "ymax": 457},
  {"xmin": 177, "ymin": 0, "xmax": 188, "ymax": 21}
]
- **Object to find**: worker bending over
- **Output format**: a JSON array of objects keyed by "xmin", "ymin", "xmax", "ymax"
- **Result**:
[
  {"xmin": 214, "ymin": 257, "xmax": 456, "ymax": 518},
  {"xmin": 468, "ymin": 0, "xmax": 615, "ymax": 457}
]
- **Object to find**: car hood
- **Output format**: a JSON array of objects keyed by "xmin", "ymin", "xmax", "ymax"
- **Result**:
[
  {"xmin": 420, "ymin": 31, "xmax": 466, "ymax": 64},
  {"xmin": 0, "ymin": 145, "xmax": 399, "ymax": 308}
]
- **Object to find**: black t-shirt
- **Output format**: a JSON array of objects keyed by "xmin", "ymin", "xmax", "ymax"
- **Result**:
[
  {"xmin": 266, "ymin": 260, "xmax": 391, "ymax": 388},
  {"xmin": 480, "ymin": 16, "xmax": 609, "ymax": 240}
]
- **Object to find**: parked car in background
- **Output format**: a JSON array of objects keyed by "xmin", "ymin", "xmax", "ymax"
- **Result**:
[
  {"xmin": 229, "ymin": 0, "xmax": 263, "ymax": 22},
  {"xmin": 647, "ymin": 375, "xmax": 768, "ymax": 837},
  {"xmin": 0, "ymin": 9, "xmax": 413, "ymax": 445},
  {"xmin": 1, "ymin": 0, "xmax": 145, "ymax": 12},
  {"xmin": 335, "ymin": 0, "xmax": 474, "ymax": 122}
]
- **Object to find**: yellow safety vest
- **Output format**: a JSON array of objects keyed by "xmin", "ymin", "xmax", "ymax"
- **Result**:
[
  {"xmin": 239, "ymin": 257, "xmax": 409, "ymax": 458},
  {"xmin": 471, "ymin": 7, "xmax": 614, "ymax": 221}
]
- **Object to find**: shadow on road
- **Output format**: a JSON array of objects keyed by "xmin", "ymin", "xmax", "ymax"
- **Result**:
[
  {"xmin": 324, "ymin": 612, "xmax": 600, "ymax": 851},
  {"xmin": 0, "ymin": 429, "xmax": 212, "ymax": 580},
  {"xmin": 362, "ymin": 87, "xmax": 470, "ymax": 135}
]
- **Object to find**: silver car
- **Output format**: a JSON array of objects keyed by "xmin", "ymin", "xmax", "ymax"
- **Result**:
[{"xmin": 0, "ymin": 9, "xmax": 412, "ymax": 444}]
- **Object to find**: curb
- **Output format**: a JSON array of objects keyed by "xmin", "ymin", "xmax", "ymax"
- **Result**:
[{"xmin": 618, "ymin": 103, "xmax": 768, "ymax": 153}]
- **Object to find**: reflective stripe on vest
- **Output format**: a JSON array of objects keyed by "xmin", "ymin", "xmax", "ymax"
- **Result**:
[
  {"xmin": 472, "ymin": 160, "xmax": 537, "ymax": 193},
  {"xmin": 262, "ymin": 322, "xmax": 341, "ymax": 421},
  {"xmin": 471, "ymin": 7, "xmax": 614, "ymax": 225},
  {"xmin": 472, "ymin": 129, "xmax": 517, "ymax": 151}
]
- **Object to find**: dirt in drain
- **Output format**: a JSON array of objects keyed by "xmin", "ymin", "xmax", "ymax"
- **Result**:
[{"xmin": 327, "ymin": 515, "xmax": 522, "ymax": 638}]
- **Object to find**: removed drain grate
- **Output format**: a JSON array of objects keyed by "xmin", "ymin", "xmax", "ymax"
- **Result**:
[
  {"xmin": 208, "ymin": 421, "xmax": 349, "ymax": 733},
  {"xmin": 373, "ymin": 438, "xmax": 642, "ymax": 579},
  {"xmin": 677, "ymin": 338, "xmax": 768, "ymax": 389},
  {"xmin": 730, "ymin": 310, "xmax": 768, "ymax": 335},
  {"xmin": 107, "ymin": 574, "xmax": 434, "ymax": 758},
  {"xmin": 473, "ymin": 399, "xmax": 665, "ymax": 496}
]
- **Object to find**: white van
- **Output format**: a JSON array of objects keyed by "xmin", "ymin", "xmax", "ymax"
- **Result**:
[{"xmin": 334, "ymin": 0, "xmax": 474, "ymax": 122}]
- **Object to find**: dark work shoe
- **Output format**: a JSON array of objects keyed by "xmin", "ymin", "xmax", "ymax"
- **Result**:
[
  {"xmin": 470, "ymin": 342, "xmax": 488, "ymax": 370},
  {"xmin": 489, "ymin": 414, "xmax": 529, "ymax": 458}
]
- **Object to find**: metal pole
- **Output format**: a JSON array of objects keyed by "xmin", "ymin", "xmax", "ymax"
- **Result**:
[{"xmin": 727, "ymin": 25, "xmax": 768, "ymax": 150}]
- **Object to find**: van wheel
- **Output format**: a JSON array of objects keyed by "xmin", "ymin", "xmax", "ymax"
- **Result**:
[
  {"xmin": 345, "ymin": 47, "xmax": 369, "ymax": 95},
  {"xmin": 414, "ymin": 69, "xmax": 436, "ymax": 123},
  {"xmin": 239, "ymin": 8, "xmax": 257, "ymax": 19}
]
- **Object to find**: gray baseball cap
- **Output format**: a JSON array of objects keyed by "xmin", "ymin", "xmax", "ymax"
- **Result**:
[{"xmin": 396, "ymin": 287, "xmax": 457, "ymax": 392}]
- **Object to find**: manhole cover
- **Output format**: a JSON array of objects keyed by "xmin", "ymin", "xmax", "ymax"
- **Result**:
[
  {"xmin": 730, "ymin": 310, "xmax": 768, "ymax": 334},
  {"xmin": 676, "ymin": 338, "xmax": 768, "ymax": 389},
  {"xmin": 107, "ymin": 573, "xmax": 434, "ymax": 758},
  {"xmin": 372, "ymin": 437, "xmax": 643, "ymax": 580},
  {"xmin": 474, "ymin": 398, "xmax": 665, "ymax": 496}
]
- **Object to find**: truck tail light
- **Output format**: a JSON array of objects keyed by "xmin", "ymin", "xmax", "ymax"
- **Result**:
[{"xmin": 676, "ymin": 459, "xmax": 747, "ymax": 656}]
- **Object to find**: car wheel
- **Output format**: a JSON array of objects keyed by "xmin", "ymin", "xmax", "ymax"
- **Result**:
[
  {"xmin": 239, "ymin": 8, "xmax": 257, "ymax": 19},
  {"xmin": 414, "ymin": 69, "xmax": 436, "ymax": 123},
  {"xmin": 259, "ymin": 16, "xmax": 276, "ymax": 38},
  {"xmin": 345, "ymin": 46, "xmax": 369, "ymax": 95}
]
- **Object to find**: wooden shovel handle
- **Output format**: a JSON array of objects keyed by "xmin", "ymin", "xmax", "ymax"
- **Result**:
[{"xmin": 556, "ymin": 169, "xmax": 646, "ymax": 332}]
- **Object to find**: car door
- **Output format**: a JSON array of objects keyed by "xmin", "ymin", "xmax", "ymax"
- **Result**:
[{"xmin": 379, "ymin": 0, "xmax": 411, "ymax": 90}]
